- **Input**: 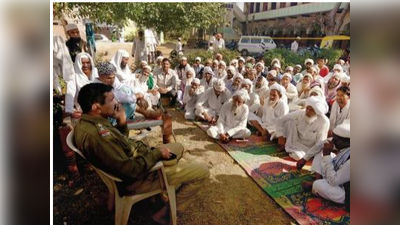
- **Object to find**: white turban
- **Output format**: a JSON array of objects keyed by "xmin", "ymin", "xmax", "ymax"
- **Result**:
[
  {"xmin": 269, "ymin": 83, "xmax": 286, "ymax": 96},
  {"xmin": 285, "ymin": 66, "xmax": 293, "ymax": 72},
  {"xmin": 213, "ymin": 79, "xmax": 225, "ymax": 92},
  {"xmin": 333, "ymin": 64, "xmax": 344, "ymax": 73},
  {"xmin": 143, "ymin": 65, "xmax": 152, "ymax": 71},
  {"xmin": 241, "ymin": 78, "xmax": 253, "ymax": 90},
  {"xmin": 238, "ymin": 57, "xmax": 245, "ymax": 62},
  {"xmin": 66, "ymin": 23, "xmax": 78, "ymax": 32},
  {"xmin": 192, "ymin": 78, "xmax": 201, "ymax": 85},
  {"xmin": 219, "ymin": 61, "xmax": 227, "ymax": 68},
  {"xmin": 180, "ymin": 57, "xmax": 187, "ymax": 61},
  {"xmin": 232, "ymin": 73, "xmax": 244, "ymax": 82},
  {"xmin": 341, "ymin": 75, "xmax": 350, "ymax": 83},
  {"xmin": 305, "ymin": 58, "xmax": 314, "ymax": 65},
  {"xmin": 310, "ymin": 86, "xmax": 325, "ymax": 98},
  {"xmin": 120, "ymin": 50, "xmax": 130, "ymax": 58},
  {"xmin": 156, "ymin": 56, "xmax": 164, "ymax": 62},
  {"xmin": 195, "ymin": 57, "xmax": 201, "ymax": 62},
  {"xmin": 233, "ymin": 89, "xmax": 250, "ymax": 102},
  {"xmin": 213, "ymin": 60, "xmax": 219, "ymax": 65},
  {"xmin": 281, "ymin": 73, "xmax": 292, "ymax": 81},
  {"xmin": 140, "ymin": 61, "xmax": 148, "ymax": 66},
  {"xmin": 267, "ymin": 70, "xmax": 277, "ymax": 77},
  {"xmin": 303, "ymin": 73, "xmax": 314, "ymax": 81},
  {"xmin": 230, "ymin": 59, "xmax": 238, "ymax": 65},
  {"xmin": 186, "ymin": 67, "xmax": 195, "ymax": 76},
  {"xmin": 295, "ymin": 64, "xmax": 302, "ymax": 70},
  {"xmin": 203, "ymin": 66, "xmax": 214, "ymax": 76},
  {"xmin": 256, "ymin": 62, "xmax": 265, "ymax": 70},
  {"xmin": 272, "ymin": 63, "xmax": 281, "ymax": 69},
  {"xmin": 227, "ymin": 66, "xmax": 237, "ymax": 74},
  {"xmin": 306, "ymin": 96, "xmax": 329, "ymax": 116},
  {"xmin": 333, "ymin": 120, "xmax": 350, "ymax": 138}
]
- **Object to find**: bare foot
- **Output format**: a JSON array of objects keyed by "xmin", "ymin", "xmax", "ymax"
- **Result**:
[{"xmin": 302, "ymin": 181, "xmax": 314, "ymax": 192}]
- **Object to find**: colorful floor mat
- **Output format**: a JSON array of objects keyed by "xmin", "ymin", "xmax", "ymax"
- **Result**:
[{"xmin": 194, "ymin": 121, "xmax": 350, "ymax": 225}]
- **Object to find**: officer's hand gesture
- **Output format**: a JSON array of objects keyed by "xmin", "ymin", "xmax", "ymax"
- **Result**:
[{"xmin": 114, "ymin": 103, "xmax": 127, "ymax": 126}]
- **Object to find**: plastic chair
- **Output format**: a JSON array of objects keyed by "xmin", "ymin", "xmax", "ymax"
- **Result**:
[{"xmin": 66, "ymin": 130, "xmax": 177, "ymax": 225}]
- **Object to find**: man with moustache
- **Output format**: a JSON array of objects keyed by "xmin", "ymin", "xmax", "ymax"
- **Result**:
[
  {"xmin": 195, "ymin": 79, "xmax": 231, "ymax": 123},
  {"xmin": 65, "ymin": 52, "xmax": 98, "ymax": 118},
  {"xmin": 325, "ymin": 73, "xmax": 342, "ymax": 106},
  {"xmin": 207, "ymin": 89, "xmax": 251, "ymax": 143},
  {"xmin": 296, "ymin": 73, "xmax": 314, "ymax": 100},
  {"xmin": 200, "ymin": 67, "xmax": 217, "ymax": 90},
  {"xmin": 276, "ymin": 96, "xmax": 330, "ymax": 160},
  {"xmin": 224, "ymin": 66, "xmax": 236, "ymax": 90},
  {"xmin": 65, "ymin": 23, "xmax": 88, "ymax": 63},
  {"xmin": 183, "ymin": 78, "xmax": 204, "ymax": 120},
  {"xmin": 240, "ymin": 78, "xmax": 260, "ymax": 114},
  {"xmin": 215, "ymin": 61, "xmax": 227, "ymax": 80},
  {"xmin": 227, "ymin": 73, "xmax": 243, "ymax": 95},
  {"xmin": 280, "ymin": 73, "xmax": 298, "ymax": 104},
  {"xmin": 249, "ymin": 83, "xmax": 288, "ymax": 140},
  {"xmin": 111, "ymin": 49, "xmax": 136, "ymax": 87},
  {"xmin": 134, "ymin": 65, "xmax": 161, "ymax": 109},
  {"xmin": 153, "ymin": 58, "xmax": 177, "ymax": 106},
  {"xmin": 329, "ymin": 86, "xmax": 350, "ymax": 135}
]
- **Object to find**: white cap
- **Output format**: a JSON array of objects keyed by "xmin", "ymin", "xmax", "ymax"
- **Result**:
[
  {"xmin": 180, "ymin": 57, "xmax": 187, "ymax": 61},
  {"xmin": 213, "ymin": 79, "xmax": 225, "ymax": 92},
  {"xmin": 269, "ymin": 83, "xmax": 286, "ymax": 96},
  {"xmin": 66, "ymin": 23, "xmax": 79, "ymax": 32},
  {"xmin": 195, "ymin": 57, "xmax": 201, "ymax": 62},
  {"xmin": 333, "ymin": 64, "xmax": 344, "ymax": 72},
  {"xmin": 341, "ymin": 75, "xmax": 350, "ymax": 83},
  {"xmin": 305, "ymin": 58, "xmax": 314, "ymax": 65},
  {"xmin": 192, "ymin": 78, "xmax": 201, "ymax": 85},
  {"xmin": 219, "ymin": 61, "xmax": 226, "ymax": 68},
  {"xmin": 233, "ymin": 89, "xmax": 250, "ymax": 102},
  {"xmin": 281, "ymin": 73, "xmax": 292, "ymax": 81},
  {"xmin": 333, "ymin": 120, "xmax": 350, "ymax": 138},
  {"xmin": 238, "ymin": 57, "xmax": 245, "ymax": 62}
]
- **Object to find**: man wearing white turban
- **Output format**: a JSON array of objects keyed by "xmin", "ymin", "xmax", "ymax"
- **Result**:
[
  {"xmin": 134, "ymin": 65, "xmax": 161, "ymax": 108},
  {"xmin": 255, "ymin": 62, "xmax": 266, "ymax": 78},
  {"xmin": 296, "ymin": 73, "xmax": 313, "ymax": 100},
  {"xmin": 289, "ymin": 86, "xmax": 325, "ymax": 112},
  {"xmin": 301, "ymin": 120, "xmax": 350, "ymax": 210},
  {"xmin": 325, "ymin": 72, "xmax": 342, "ymax": 106},
  {"xmin": 241, "ymin": 79, "xmax": 260, "ymax": 113},
  {"xmin": 277, "ymin": 96, "xmax": 330, "ymax": 160},
  {"xmin": 228, "ymin": 73, "xmax": 243, "ymax": 95},
  {"xmin": 177, "ymin": 67, "xmax": 196, "ymax": 107},
  {"xmin": 183, "ymin": 78, "xmax": 205, "ymax": 120},
  {"xmin": 215, "ymin": 61, "xmax": 227, "ymax": 80},
  {"xmin": 249, "ymin": 83, "xmax": 289, "ymax": 140},
  {"xmin": 207, "ymin": 89, "xmax": 251, "ymax": 143},
  {"xmin": 65, "ymin": 23, "xmax": 88, "ymax": 63},
  {"xmin": 280, "ymin": 73, "xmax": 298, "ymax": 104},
  {"xmin": 200, "ymin": 67, "xmax": 217, "ymax": 90},
  {"xmin": 65, "ymin": 52, "xmax": 98, "ymax": 117},
  {"xmin": 195, "ymin": 79, "xmax": 231, "ymax": 123},
  {"xmin": 224, "ymin": 66, "xmax": 236, "ymax": 90},
  {"xmin": 324, "ymin": 64, "xmax": 344, "ymax": 83},
  {"xmin": 111, "ymin": 49, "xmax": 136, "ymax": 87}
]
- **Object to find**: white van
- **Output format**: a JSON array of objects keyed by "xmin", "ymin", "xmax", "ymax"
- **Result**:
[{"xmin": 237, "ymin": 36, "xmax": 276, "ymax": 56}]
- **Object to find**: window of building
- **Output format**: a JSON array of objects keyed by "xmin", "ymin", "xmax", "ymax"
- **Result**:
[
  {"xmin": 280, "ymin": 3, "xmax": 286, "ymax": 8},
  {"xmin": 271, "ymin": 3, "xmax": 276, "ymax": 10},
  {"xmin": 255, "ymin": 3, "xmax": 260, "ymax": 13},
  {"xmin": 241, "ymin": 37, "xmax": 251, "ymax": 43},
  {"xmin": 290, "ymin": 3, "xmax": 298, "ymax": 7},
  {"xmin": 249, "ymin": 3, "xmax": 254, "ymax": 13},
  {"xmin": 263, "ymin": 3, "xmax": 268, "ymax": 11}
]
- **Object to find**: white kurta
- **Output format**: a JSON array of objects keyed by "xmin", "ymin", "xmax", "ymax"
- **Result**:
[
  {"xmin": 277, "ymin": 110, "xmax": 330, "ymax": 160},
  {"xmin": 214, "ymin": 38, "xmax": 225, "ymax": 50},
  {"xmin": 207, "ymin": 102, "xmax": 251, "ymax": 139},
  {"xmin": 132, "ymin": 37, "xmax": 147, "ymax": 63},
  {"xmin": 65, "ymin": 54, "xmax": 98, "ymax": 113},
  {"xmin": 134, "ymin": 78, "xmax": 160, "ymax": 106},
  {"xmin": 111, "ymin": 51, "xmax": 136, "ymax": 88},
  {"xmin": 53, "ymin": 35, "xmax": 74, "ymax": 93},
  {"xmin": 195, "ymin": 88, "xmax": 231, "ymax": 119},
  {"xmin": 329, "ymin": 100, "xmax": 350, "ymax": 130},
  {"xmin": 312, "ymin": 151, "xmax": 350, "ymax": 204},
  {"xmin": 247, "ymin": 92, "xmax": 261, "ymax": 113},
  {"xmin": 284, "ymin": 83, "xmax": 298, "ymax": 104},
  {"xmin": 183, "ymin": 85, "xmax": 205, "ymax": 120},
  {"xmin": 291, "ymin": 41, "xmax": 299, "ymax": 52},
  {"xmin": 214, "ymin": 69, "xmax": 227, "ymax": 80},
  {"xmin": 200, "ymin": 77, "xmax": 217, "ymax": 90}
]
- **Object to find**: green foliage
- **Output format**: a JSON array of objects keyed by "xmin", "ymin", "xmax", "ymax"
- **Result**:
[
  {"xmin": 263, "ymin": 48, "xmax": 343, "ymax": 69},
  {"xmin": 53, "ymin": 3, "xmax": 224, "ymax": 33},
  {"xmin": 124, "ymin": 31, "xmax": 136, "ymax": 42},
  {"xmin": 170, "ymin": 49, "xmax": 241, "ymax": 68}
]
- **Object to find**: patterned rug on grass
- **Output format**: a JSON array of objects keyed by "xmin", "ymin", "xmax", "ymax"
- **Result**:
[{"xmin": 194, "ymin": 121, "xmax": 350, "ymax": 225}]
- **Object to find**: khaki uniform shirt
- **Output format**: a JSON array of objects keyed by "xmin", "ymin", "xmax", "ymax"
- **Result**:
[{"xmin": 74, "ymin": 114, "xmax": 162, "ymax": 182}]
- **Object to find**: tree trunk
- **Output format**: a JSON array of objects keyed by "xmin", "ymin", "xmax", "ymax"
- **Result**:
[{"xmin": 333, "ymin": 3, "xmax": 349, "ymax": 34}]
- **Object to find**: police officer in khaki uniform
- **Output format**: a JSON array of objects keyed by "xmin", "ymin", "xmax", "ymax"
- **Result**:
[{"xmin": 74, "ymin": 83, "xmax": 209, "ymax": 224}]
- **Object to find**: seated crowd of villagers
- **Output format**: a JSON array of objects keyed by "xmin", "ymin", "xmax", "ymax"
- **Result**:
[{"xmin": 54, "ymin": 26, "xmax": 351, "ymax": 223}]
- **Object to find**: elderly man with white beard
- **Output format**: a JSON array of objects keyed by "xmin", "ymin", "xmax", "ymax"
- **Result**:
[
  {"xmin": 296, "ymin": 73, "xmax": 314, "ymax": 100},
  {"xmin": 247, "ymin": 69, "xmax": 258, "ymax": 86},
  {"xmin": 289, "ymin": 86, "xmax": 325, "ymax": 112},
  {"xmin": 280, "ymin": 73, "xmax": 298, "ymax": 104},
  {"xmin": 177, "ymin": 67, "xmax": 196, "ymax": 107},
  {"xmin": 255, "ymin": 62, "xmax": 266, "ymax": 78},
  {"xmin": 329, "ymin": 86, "xmax": 350, "ymax": 136},
  {"xmin": 241, "ymin": 79, "xmax": 260, "ymax": 114},
  {"xmin": 325, "ymin": 72, "xmax": 342, "ymax": 106},
  {"xmin": 254, "ymin": 76, "xmax": 269, "ymax": 101},
  {"xmin": 276, "ymin": 96, "xmax": 330, "ymax": 160},
  {"xmin": 227, "ymin": 73, "xmax": 243, "ymax": 95},
  {"xmin": 224, "ymin": 66, "xmax": 236, "ymax": 90},
  {"xmin": 249, "ymin": 83, "xmax": 288, "ymax": 140},
  {"xmin": 215, "ymin": 61, "xmax": 227, "ymax": 80},
  {"xmin": 134, "ymin": 65, "xmax": 160, "ymax": 108},
  {"xmin": 183, "ymin": 78, "xmax": 204, "ymax": 120},
  {"xmin": 200, "ymin": 67, "xmax": 217, "ymax": 90},
  {"xmin": 195, "ymin": 79, "xmax": 231, "ymax": 123},
  {"xmin": 111, "ymin": 49, "xmax": 136, "ymax": 88},
  {"xmin": 207, "ymin": 89, "xmax": 251, "ymax": 143}
]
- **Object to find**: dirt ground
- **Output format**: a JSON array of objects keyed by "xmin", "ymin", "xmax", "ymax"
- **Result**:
[{"xmin": 53, "ymin": 43, "xmax": 294, "ymax": 224}]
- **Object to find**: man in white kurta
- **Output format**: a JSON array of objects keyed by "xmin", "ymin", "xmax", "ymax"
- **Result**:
[
  {"xmin": 277, "ymin": 96, "xmax": 330, "ymax": 160},
  {"xmin": 214, "ymin": 33, "xmax": 225, "ymax": 50},
  {"xmin": 111, "ymin": 49, "xmax": 136, "ymax": 88},
  {"xmin": 329, "ymin": 86, "xmax": 350, "ymax": 133},
  {"xmin": 302, "ymin": 121, "xmax": 350, "ymax": 206},
  {"xmin": 227, "ymin": 74, "xmax": 243, "ymax": 95},
  {"xmin": 215, "ymin": 61, "xmax": 227, "ymax": 80},
  {"xmin": 280, "ymin": 73, "xmax": 298, "ymax": 104},
  {"xmin": 207, "ymin": 89, "xmax": 251, "ymax": 142},
  {"xmin": 200, "ymin": 67, "xmax": 217, "ymax": 90},
  {"xmin": 134, "ymin": 65, "xmax": 161, "ymax": 107},
  {"xmin": 131, "ymin": 30, "xmax": 147, "ymax": 64},
  {"xmin": 65, "ymin": 52, "xmax": 98, "ymax": 116},
  {"xmin": 291, "ymin": 37, "xmax": 300, "ymax": 52},
  {"xmin": 195, "ymin": 79, "xmax": 231, "ymax": 123},
  {"xmin": 224, "ymin": 66, "xmax": 236, "ymax": 90},
  {"xmin": 183, "ymin": 78, "xmax": 205, "ymax": 120},
  {"xmin": 241, "ymin": 79, "xmax": 260, "ymax": 114},
  {"xmin": 249, "ymin": 83, "xmax": 288, "ymax": 140}
]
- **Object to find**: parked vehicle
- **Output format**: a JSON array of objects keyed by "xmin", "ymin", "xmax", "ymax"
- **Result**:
[
  {"xmin": 195, "ymin": 39, "xmax": 208, "ymax": 49},
  {"xmin": 237, "ymin": 36, "xmax": 276, "ymax": 56},
  {"xmin": 225, "ymin": 40, "xmax": 238, "ymax": 51}
]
